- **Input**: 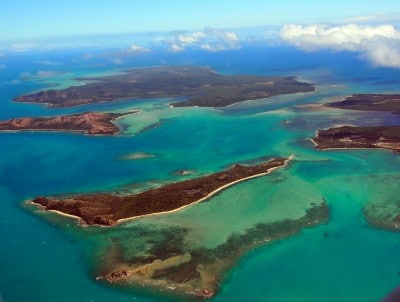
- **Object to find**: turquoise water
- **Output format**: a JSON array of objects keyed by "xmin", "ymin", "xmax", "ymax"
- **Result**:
[{"xmin": 0, "ymin": 47, "xmax": 399, "ymax": 301}]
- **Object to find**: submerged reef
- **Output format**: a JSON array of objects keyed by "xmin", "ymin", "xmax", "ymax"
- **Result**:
[
  {"xmin": 29, "ymin": 155, "xmax": 330, "ymax": 298},
  {"xmin": 313, "ymin": 94, "xmax": 400, "ymax": 233},
  {"xmin": 95, "ymin": 202, "xmax": 329, "ymax": 298},
  {"xmin": 363, "ymin": 202, "xmax": 400, "ymax": 231}
]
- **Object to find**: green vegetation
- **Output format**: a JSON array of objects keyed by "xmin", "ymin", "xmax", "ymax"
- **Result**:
[
  {"xmin": 14, "ymin": 66, "xmax": 314, "ymax": 108},
  {"xmin": 313, "ymin": 126, "xmax": 400, "ymax": 153},
  {"xmin": 326, "ymin": 94, "xmax": 400, "ymax": 114}
]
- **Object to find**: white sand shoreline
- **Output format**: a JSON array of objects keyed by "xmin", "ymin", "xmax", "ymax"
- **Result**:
[
  {"xmin": 29, "ymin": 156, "xmax": 293, "ymax": 227},
  {"xmin": 115, "ymin": 156, "xmax": 293, "ymax": 225},
  {"xmin": 310, "ymin": 138, "xmax": 397, "ymax": 153}
]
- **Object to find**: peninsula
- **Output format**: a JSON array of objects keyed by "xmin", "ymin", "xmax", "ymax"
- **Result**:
[
  {"xmin": 0, "ymin": 111, "xmax": 134, "ymax": 135},
  {"xmin": 31, "ymin": 158, "xmax": 289, "ymax": 226},
  {"xmin": 312, "ymin": 94, "xmax": 400, "ymax": 153},
  {"xmin": 14, "ymin": 66, "xmax": 314, "ymax": 108}
]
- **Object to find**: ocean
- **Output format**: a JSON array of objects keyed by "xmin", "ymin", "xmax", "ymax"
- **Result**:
[{"xmin": 0, "ymin": 45, "xmax": 399, "ymax": 301}]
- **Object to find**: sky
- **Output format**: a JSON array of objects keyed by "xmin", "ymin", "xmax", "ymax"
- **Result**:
[
  {"xmin": 1, "ymin": 1, "xmax": 400, "ymax": 69},
  {"xmin": 1, "ymin": 0, "xmax": 400, "ymax": 41}
]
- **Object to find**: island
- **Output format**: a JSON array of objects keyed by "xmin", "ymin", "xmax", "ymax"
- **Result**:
[
  {"xmin": 0, "ymin": 111, "xmax": 135, "ymax": 135},
  {"xmin": 312, "ymin": 94, "xmax": 400, "ymax": 153},
  {"xmin": 312, "ymin": 94, "xmax": 400, "ymax": 236},
  {"xmin": 14, "ymin": 66, "xmax": 315, "ymax": 108},
  {"xmin": 29, "ymin": 156, "xmax": 329, "ymax": 298},
  {"xmin": 312, "ymin": 126, "xmax": 400, "ymax": 153},
  {"xmin": 326, "ymin": 94, "xmax": 400, "ymax": 114},
  {"xmin": 31, "ymin": 157, "xmax": 290, "ymax": 226}
]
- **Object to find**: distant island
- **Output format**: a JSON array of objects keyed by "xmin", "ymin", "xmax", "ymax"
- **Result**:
[
  {"xmin": 31, "ymin": 157, "xmax": 290, "ymax": 226},
  {"xmin": 14, "ymin": 66, "xmax": 315, "ymax": 108},
  {"xmin": 312, "ymin": 126, "xmax": 400, "ymax": 153},
  {"xmin": 0, "ymin": 111, "xmax": 135, "ymax": 135},
  {"xmin": 313, "ymin": 94, "xmax": 400, "ymax": 237},
  {"xmin": 312, "ymin": 94, "xmax": 400, "ymax": 153},
  {"xmin": 326, "ymin": 94, "xmax": 400, "ymax": 114}
]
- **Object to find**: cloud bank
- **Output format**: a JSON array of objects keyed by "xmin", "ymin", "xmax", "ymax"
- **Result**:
[
  {"xmin": 158, "ymin": 27, "xmax": 241, "ymax": 52},
  {"xmin": 280, "ymin": 24, "xmax": 400, "ymax": 68}
]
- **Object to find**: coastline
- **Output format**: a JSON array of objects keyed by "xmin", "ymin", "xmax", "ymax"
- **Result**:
[
  {"xmin": 0, "ymin": 110, "xmax": 140, "ymax": 136},
  {"xmin": 30, "ymin": 156, "xmax": 293, "ymax": 227},
  {"xmin": 311, "ymin": 132, "xmax": 400, "ymax": 154},
  {"xmin": 311, "ymin": 138, "xmax": 394, "ymax": 152},
  {"xmin": 116, "ymin": 156, "xmax": 293, "ymax": 225},
  {"xmin": 28, "ymin": 201, "xmax": 83, "ymax": 223},
  {"xmin": 14, "ymin": 66, "xmax": 315, "ymax": 108}
]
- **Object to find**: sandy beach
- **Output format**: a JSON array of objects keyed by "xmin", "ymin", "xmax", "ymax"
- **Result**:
[
  {"xmin": 115, "ymin": 156, "xmax": 293, "ymax": 225},
  {"xmin": 29, "ymin": 156, "xmax": 293, "ymax": 227}
]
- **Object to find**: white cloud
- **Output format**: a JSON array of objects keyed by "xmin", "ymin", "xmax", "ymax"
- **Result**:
[
  {"xmin": 280, "ymin": 23, "xmax": 400, "ymax": 68},
  {"xmin": 169, "ymin": 44, "xmax": 185, "ymax": 53},
  {"xmin": 363, "ymin": 38, "xmax": 400, "ymax": 68},
  {"xmin": 280, "ymin": 24, "xmax": 397, "ymax": 51},
  {"xmin": 127, "ymin": 44, "xmax": 150, "ymax": 54},
  {"xmin": 159, "ymin": 27, "xmax": 241, "ymax": 52},
  {"xmin": 177, "ymin": 32, "xmax": 205, "ymax": 46}
]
